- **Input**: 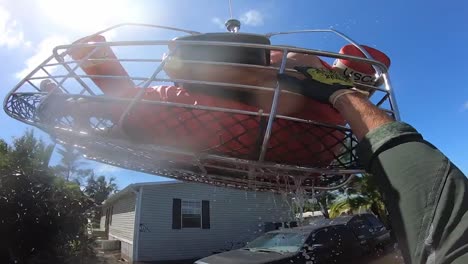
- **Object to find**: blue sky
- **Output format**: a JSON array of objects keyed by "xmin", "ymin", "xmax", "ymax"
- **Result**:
[{"xmin": 1, "ymin": 0, "xmax": 467, "ymax": 189}]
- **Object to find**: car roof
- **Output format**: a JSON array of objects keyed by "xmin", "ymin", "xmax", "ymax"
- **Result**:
[
  {"xmin": 267, "ymin": 217, "xmax": 354, "ymax": 235},
  {"xmin": 267, "ymin": 214, "xmax": 378, "ymax": 235},
  {"xmin": 313, "ymin": 213, "xmax": 375, "ymax": 225}
]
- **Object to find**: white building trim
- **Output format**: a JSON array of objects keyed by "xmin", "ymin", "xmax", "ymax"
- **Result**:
[
  {"xmin": 133, "ymin": 186, "xmax": 143, "ymax": 262},
  {"xmin": 109, "ymin": 234, "xmax": 133, "ymax": 245}
]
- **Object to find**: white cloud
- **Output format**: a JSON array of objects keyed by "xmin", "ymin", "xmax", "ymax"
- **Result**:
[
  {"xmin": 212, "ymin": 10, "xmax": 265, "ymax": 29},
  {"xmin": 0, "ymin": 5, "xmax": 28, "ymax": 48},
  {"xmin": 240, "ymin": 10, "xmax": 264, "ymax": 27},
  {"xmin": 39, "ymin": 0, "xmax": 140, "ymax": 34},
  {"xmin": 95, "ymin": 164, "xmax": 120, "ymax": 175},
  {"xmin": 15, "ymin": 36, "xmax": 69, "ymax": 79},
  {"xmin": 211, "ymin": 17, "xmax": 226, "ymax": 30},
  {"xmin": 463, "ymin": 101, "xmax": 468, "ymax": 111}
]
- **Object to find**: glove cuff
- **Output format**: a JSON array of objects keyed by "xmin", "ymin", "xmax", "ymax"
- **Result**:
[{"xmin": 329, "ymin": 89, "xmax": 369, "ymax": 108}]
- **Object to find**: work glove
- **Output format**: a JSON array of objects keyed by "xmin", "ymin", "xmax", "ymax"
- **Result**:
[{"xmin": 278, "ymin": 66, "xmax": 367, "ymax": 107}]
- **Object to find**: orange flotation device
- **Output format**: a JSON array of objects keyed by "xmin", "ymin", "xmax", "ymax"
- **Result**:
[
  {"xmin": 69, "ymin": 35, "xmax": 135, "ymax": 96},
  {"xmin": 333, "ymin": 44, "xmax": 391, "ymax": 86},
  {"xmin": 63, "ymin": 35, "xmax": 349, "ymax": 166}
]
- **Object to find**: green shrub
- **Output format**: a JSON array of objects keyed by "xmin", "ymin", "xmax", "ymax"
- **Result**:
[{"xmin": 0, "ymin": 131, "xmax": 96, "ymax": 263}]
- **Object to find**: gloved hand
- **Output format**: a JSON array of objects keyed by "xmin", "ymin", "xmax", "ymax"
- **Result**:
[{"xmin": 278, "ymin": 66, "xmax": 366, "ymax": 107}]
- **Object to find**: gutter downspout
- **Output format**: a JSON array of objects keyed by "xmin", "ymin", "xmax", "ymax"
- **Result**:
[{"xmin": 132, "ymin": 186, "xmax": 143, "ymax": 263}]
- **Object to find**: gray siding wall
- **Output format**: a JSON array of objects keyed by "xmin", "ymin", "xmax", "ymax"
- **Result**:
[
  {"xmin": 107, "ymin": 192, "xmax": 136, "ymax": 261},
  {"xmin": 137, "ymin": 183, "xmax": 292, "ymax": 262}
]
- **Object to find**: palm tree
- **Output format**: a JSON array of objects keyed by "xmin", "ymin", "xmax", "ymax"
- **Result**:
[
  {"xmin": 329, "ymin": 195, "xmax": 379, "ymax": 217},
  {"xmin": 329, "ymin": 174, "xmax": 388, "ymax": 226},
  {"xmin": 313, "ymin": 191, "xmax": 338, "ymax": 219},
  {"xmin": 54, "ymin": 145, "xmax": 91, "ymax": 182},
  {"xmin": 84, "ymin": 173, "xmax": 118, "ymax": 205}
]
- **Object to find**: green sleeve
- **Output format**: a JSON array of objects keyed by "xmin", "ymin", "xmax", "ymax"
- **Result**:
[{"xmin": 357, "ymin": 122, "xmax": 468, "ymax": 264}]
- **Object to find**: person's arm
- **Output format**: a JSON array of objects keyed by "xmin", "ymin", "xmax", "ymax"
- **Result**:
[
  {"xmin": 278, "ymin": 70, "xmax": 468, "ymax": 264},
  {"xmin": 332, "ymin": 91, "xmax": 393, "ymax": 140},
  {"xmin": 334, "ymin": 92, "xmax": 468, "ymax": 264}
]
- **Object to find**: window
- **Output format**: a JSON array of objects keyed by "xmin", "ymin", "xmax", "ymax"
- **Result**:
[
  {"xmin": 310, "ymin": 228, "xmax": 337, "ymax": 247},
  {"xmin": 362, "ymin": 214, "xmax": 384, "ymax": 230},
  {"xmin": 334, "ymin": 226, "xmax": 359, "ymax": 251},
  {"xmin": 172, "ymin": 198, "xmax": 210, "ymax": 229},
  {"xmin": 181, "ymin": 200, "xmax": 201, "ymax": 228},
  {"xmin": 349, "ymin": 217, "xmax": 372, "ymax": 239}
]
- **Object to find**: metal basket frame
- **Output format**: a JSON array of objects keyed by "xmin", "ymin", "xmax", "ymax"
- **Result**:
[{"xmin": 3, "ymin": 23, "xmax": 399, "ymax": 192}]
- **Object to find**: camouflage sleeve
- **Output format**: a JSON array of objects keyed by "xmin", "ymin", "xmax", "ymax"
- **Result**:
[{"xmin": 357, "ymin": 121, "xmax": 468, "ymax": 264}]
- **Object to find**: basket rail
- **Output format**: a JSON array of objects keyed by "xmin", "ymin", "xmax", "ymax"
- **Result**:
[{"xmin": 3, "ymin": 23, "xmax": 399, "ymax": 191}]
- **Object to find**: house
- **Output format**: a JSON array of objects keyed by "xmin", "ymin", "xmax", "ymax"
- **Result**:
[{"xmin": 100, "ymin": 181, "xmax": 293, "ymax": 263}]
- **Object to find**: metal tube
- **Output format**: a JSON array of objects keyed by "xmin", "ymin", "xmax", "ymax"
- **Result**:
[
  {"xmin": 41, "ymin": 123, "xmax": 365, "ymax": 175},
  {"xmin": 26, "ymin": 80, "xmax": 41, "ymax": 92},
  {"xmin": 375, "ymin": 94, "xmax": 390, "ymax": 107},
  {"xmin": 54, "ymin": 61, "xmax": 96, "ymax": 95},
  {"xmin": 7, "ymin": 91, "xmax": 353, "ymax": 133},
  {"xmin": 312, "ymin": 174, "xmax": 356, "ymax": 190},
  {"xmin": 44, "ymin": 58, "xmax": 164, "ymax": 67},
  {"xmin": 40, "ymin": 66, "xmax": 71, "ymax": 94},
  {"xmin": 3, "ymin": 54, "xmax": 55, "ymax": 114},
  {"xmin": 44, "ymin": 47, "xmax": 103, "ymax": 100},
  {"xmin": 382, "ymin": 73, "xmax": 401, "ymax": 120},
  {"xmin": 117, "ymin": 49, "xmax": 174, "ymax": 127},
  {"xmin": 61, "ymin": 152, "xmax": 354, "ymax": 191},
  {"xmin": 51, "ymin": 47, "xmax": 97, "ymax": 96},
  {"xmin": 79, "ymin": 23, "xmax": 200, "ymax": 39},
  {"xmin": 258, "ymin": 50, "xmax": 289, "ymax": 162},
  {"xmin": 266, "ymin": 28, "xmax": 383, "ymax": 76},
  {"xmin": 33, "ymin": 72, "xmax": 381, "ymax": 93},
  {"xmin": 52, "ymin": 40, "xmax": 389, "ymax": 72}
]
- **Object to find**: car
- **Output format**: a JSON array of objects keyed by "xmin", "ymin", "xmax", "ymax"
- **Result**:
[
  {"xmin": 323, "ymin": 213, "xmax": 393, "ymax": 252},
  {"xmin": 194, "ymin": 214, "xmax": 390, "ymax": 264}
]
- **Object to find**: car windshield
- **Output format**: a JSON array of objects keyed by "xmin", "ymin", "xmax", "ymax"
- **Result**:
[{"xmin": 245, "ymin": 232, "xmax": 308, "ymax": 253}]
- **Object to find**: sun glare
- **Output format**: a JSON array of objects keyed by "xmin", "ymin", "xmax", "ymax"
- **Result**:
[{"xmin": 40, "ymin": 0, "xmax": 140, "ymax": 33}]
